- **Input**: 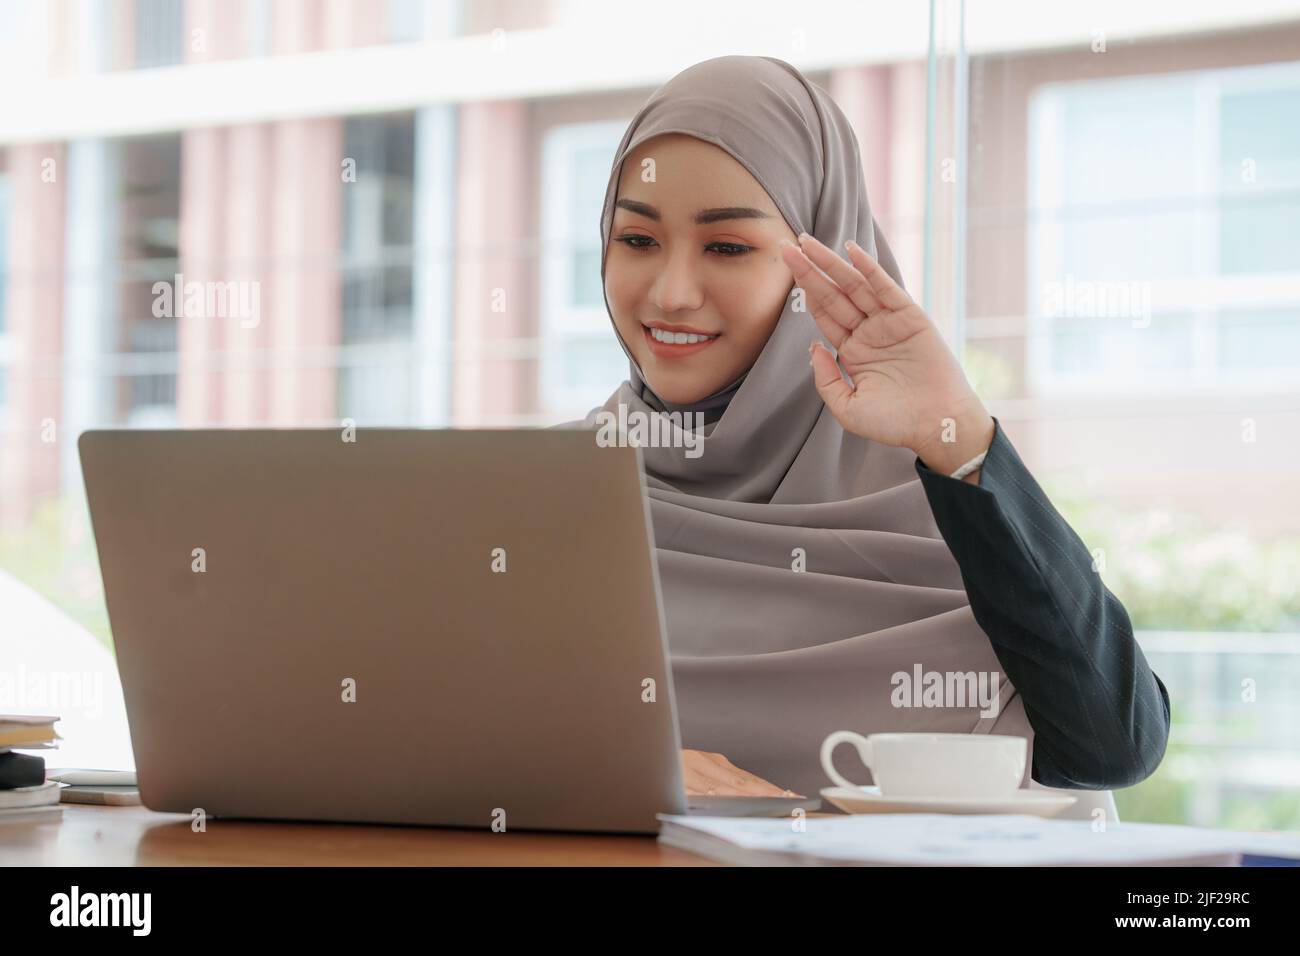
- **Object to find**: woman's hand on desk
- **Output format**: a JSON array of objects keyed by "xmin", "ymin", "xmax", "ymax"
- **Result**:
[
  {"xmin": 681, "ymin": 749, "xmax": 806, "ymax": 798},
  {"xmin": 780, "ymin": 233, "xmax": 995, "ymax": 478}
]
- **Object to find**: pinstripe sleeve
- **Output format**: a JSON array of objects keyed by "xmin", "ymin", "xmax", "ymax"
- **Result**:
[{"xmin": 913, "ymin": 416, "xmax": 1171, "ymax": 790}]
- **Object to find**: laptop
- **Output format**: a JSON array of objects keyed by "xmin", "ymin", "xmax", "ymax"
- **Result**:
[{"xmin": 78, "ymin": 428, "xmax": 820, "ymax": 834}]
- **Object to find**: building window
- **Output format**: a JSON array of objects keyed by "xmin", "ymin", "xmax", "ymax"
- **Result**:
[
  {"xmin": 339, "ymin": 113, "xmax": 417, "ymax": 423},
  {"xmin": 243, "ymin": 0, "xmax": 270, "ymax": 57},
  {"xmin": 385, "ymin": 0, "xmax": 426, "ymax": 42},
  {"xmin": 539, "ymin": 120, "xmax": 630, "ymax": 417},
  {"xmin": 133, "ymin": 0, "xmax": 185, "ymax": 69},
  {"xmin": 1027, "ymin": 60, "xmax": 1300, "ymax": 393},
  {"xmin": 117, "ymin": 135, "xmax": 181, "ymax": 425}
]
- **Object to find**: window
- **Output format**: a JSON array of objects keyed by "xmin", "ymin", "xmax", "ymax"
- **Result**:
[
  {"xmin": 133, "ymin": 0, "xmax": 185, "ymax": 69},
  {"xmin": 0, "ymin": 171, "xmax": 9, "ymax": 409},
  {"xmin": 117, "ymin": 136, "xmax": 181, "ymax": 425},
  {"xmin": 385, "ymin": 0, "xmax": 426, "ymax": 43},
  {"xmin": 339, "ymin": 113, "xmax": 417, "ymax": 423},
  {"xmin": 539, "ymin": 120, "xmax": 631, "ymax": 417},
  {"xmin": 1027, "ymin": 60, "xmax": 1300, "ymax": 393},
  {"xmin": 243, "ymin": 0, "xmax": 270, "ymax": 57}
]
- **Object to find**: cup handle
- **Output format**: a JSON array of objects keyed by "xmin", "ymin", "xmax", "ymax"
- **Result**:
[{"xmin": 820, "ymin": 731, "xmax": 874, "ymax": 790}]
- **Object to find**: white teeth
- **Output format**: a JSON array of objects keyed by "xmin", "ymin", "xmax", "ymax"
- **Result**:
[{"xmin": 648, "ymin": 327, "xmax": 718, "ymax": 345}]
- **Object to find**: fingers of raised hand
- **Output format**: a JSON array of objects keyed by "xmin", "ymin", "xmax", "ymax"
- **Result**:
[
  {"xmin": 809, "ymin": 341, "xmax": 856, "ymax": 425},
  {"xmin": 844, "ymin": 239, "xmax": 914, "ymax": 312},
  {"xmin": 797, "ymin": 233, "xmax": 885, "ymax": 317},
  {"xmin": 779, "ymin": 243, "xmax": 860, "ymax": 349}
]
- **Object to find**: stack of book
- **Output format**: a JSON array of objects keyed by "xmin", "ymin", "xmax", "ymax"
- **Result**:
[{"xmin": 1, "ymin": 715, "xmax": 64, "ymax": 824}]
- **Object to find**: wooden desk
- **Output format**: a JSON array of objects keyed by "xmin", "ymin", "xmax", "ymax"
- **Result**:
[{"xmin": 1, "ymin": 803, "xmax": 757, "ymax": 866}]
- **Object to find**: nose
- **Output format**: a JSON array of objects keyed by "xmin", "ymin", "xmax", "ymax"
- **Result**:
[{"xmin": 650, "ymin": 246, "xmax": 706, "ymax": 314}]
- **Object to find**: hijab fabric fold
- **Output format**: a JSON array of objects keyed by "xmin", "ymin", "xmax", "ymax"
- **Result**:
[{"xmin": 564, "ymin": 55, "xmax": 1034, "ymax": 799}]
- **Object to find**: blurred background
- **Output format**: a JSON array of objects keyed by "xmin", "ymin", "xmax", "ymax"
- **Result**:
[{"xmin": 1, "ymin": 0, "xmax": 1298, "ymax": 828}]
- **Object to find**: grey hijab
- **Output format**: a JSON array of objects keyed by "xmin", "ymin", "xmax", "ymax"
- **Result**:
[{"xmin": 564, "ymin": 55, "xmax": 1034, "ymax": 799}]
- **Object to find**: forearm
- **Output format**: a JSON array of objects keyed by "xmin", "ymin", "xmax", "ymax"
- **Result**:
[{"xmin": 914, "ymin": 417, "xmax": 1171, "ymax": 789}]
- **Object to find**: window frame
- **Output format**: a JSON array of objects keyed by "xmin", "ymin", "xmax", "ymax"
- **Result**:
[
  {"xmin": 538, "ymin": 118, "xmax": 632, "ymax": 417},
  {"xmin": 337, "ymin": 111, "xmax": 420, "ymax": 424},
  {"xmin": 1026, "ymin": 59, "xmax": 1300, "ymax": 396}
]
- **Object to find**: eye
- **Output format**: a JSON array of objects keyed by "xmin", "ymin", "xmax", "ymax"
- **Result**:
[
  {"xmin": 613, "ymin": 235, "xmax": 754, "ymax": 257},
  {"xmin": 706, "ymin": 242, "xmax": 754, "ymax": 257},
  {"xmin": 614, "ymin": 234, "xmax": 657, "ymax": 251}
]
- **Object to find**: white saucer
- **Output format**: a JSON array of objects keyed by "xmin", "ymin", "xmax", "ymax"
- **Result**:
[{"xmin": 821, "ymin": 785, "xmax": 1077, "ymax": 817}]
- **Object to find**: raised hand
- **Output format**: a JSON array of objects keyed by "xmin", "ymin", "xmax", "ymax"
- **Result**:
[{"xmin": 779, "ymin": 232, "xmax": 994, "ymax": 480}]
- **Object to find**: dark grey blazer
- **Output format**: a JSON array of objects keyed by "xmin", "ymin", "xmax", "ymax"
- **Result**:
[{"xmin": 914, "ymin": 415, "xmax": 1171, "ymax": 790}]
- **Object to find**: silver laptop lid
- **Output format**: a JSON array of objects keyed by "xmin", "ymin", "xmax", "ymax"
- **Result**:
[{"xmin": 79, "ymin": 428, "xmax": 687, "ymax": 833}]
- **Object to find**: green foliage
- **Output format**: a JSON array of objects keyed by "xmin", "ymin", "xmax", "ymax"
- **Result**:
[
  {"xmin": 0, "ymin": 495, "xmax": 113, "ymax": 654},
  {"xmin": 1041, "ymin": 479, "xmax": 1300, "ymax": 632},
  {"xmin": 1116, "ymin": 742, "xmax": 1300, "ymax": 831},
  {"xmin": 961, "ymin": 346, "xmax": 1017, "ymax": 400}
]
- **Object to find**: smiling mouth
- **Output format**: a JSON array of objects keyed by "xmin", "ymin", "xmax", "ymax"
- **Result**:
[
  {"xmin": 645, "ymin": 326, "xmax": 720, "ymax": 345},
  {"xmin": 641, "ymin": 324, "xmax": 722, "ymax": 358}
]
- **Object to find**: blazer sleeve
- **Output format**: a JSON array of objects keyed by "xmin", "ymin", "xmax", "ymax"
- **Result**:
[{"xmin": 913, "ymin": 416, "xmax": 1171, "ymax": 790}]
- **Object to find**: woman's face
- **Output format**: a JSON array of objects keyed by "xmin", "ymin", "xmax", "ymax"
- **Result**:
[{"xmin": 604, "ymin": 132, "xmax": 799, "ymax": 405}]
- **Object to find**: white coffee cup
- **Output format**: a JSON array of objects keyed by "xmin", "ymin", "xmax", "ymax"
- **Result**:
[{"xmin": 820, "ymin": 731, "xmax": 1027, "ymax": 798}]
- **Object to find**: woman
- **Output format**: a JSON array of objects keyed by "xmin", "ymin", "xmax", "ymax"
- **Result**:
[{"xmin": 568, "ymin": 55, "xmax": 1170, "ymax": 801}]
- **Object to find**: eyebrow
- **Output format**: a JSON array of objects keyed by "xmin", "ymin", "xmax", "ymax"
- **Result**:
[{"xmin": 615, "ymin": 198, "xmax": 774, "ymax": 225}]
